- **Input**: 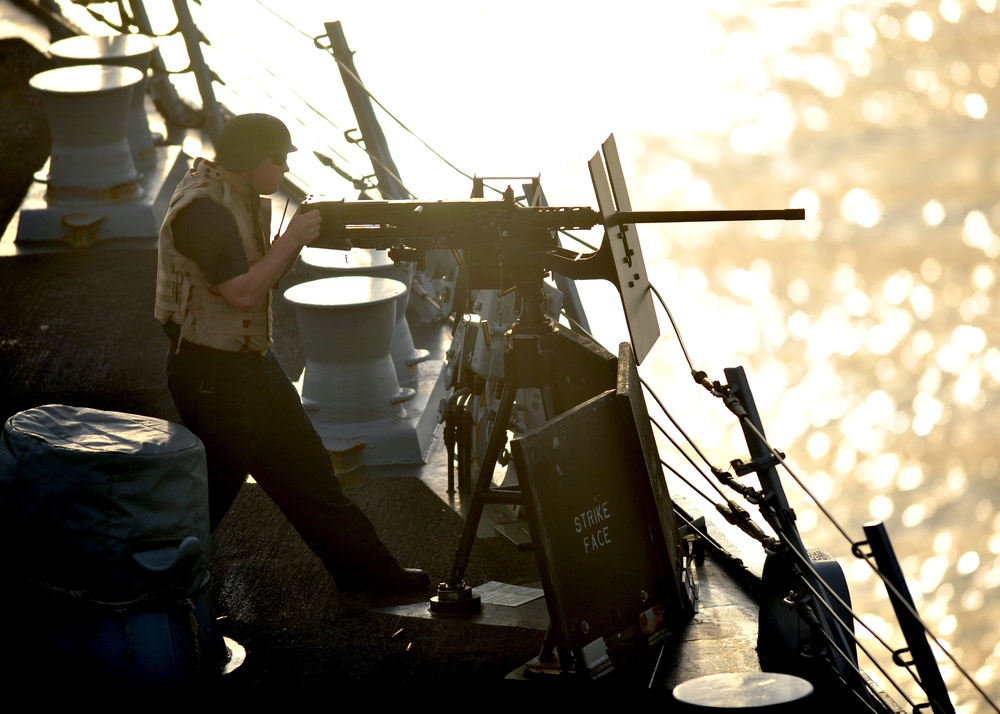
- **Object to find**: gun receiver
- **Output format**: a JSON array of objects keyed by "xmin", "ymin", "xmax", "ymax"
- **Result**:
[{"xmin": 305, "ymin": 194, "xmax": 600, "ymax": 250}]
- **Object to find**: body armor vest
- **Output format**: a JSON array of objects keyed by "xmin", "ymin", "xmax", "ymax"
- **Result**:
[{"xmin": 155, "ymin": 158, "xmax": 273, "ymax": 353}]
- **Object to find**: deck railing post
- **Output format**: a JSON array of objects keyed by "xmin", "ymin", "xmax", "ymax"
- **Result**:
[
  {"xmin": 862, "ymin": 521, "xmax": 956, "ymax": 714},
  {"xmin": 324, "ymin": 21, "xmax": 408, "ymax": 200}
]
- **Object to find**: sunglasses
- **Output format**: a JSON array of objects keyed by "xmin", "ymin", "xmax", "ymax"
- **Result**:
[{"xmin": 270, "ymin": 153, "xmax": 288, "ymax": 166}]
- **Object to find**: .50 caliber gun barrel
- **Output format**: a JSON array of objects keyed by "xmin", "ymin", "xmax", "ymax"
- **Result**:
[{"xmin": 613, "ymin": 208, "xmax": 805, "ymax": 224}]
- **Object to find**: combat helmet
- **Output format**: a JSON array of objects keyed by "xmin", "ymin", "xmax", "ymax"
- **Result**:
[{"xmin": 215, "ymin": 113, "xmax": 297, "ymax": 171}]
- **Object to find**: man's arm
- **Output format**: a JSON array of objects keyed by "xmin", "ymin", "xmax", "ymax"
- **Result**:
[{"xmin": 216, "ymin": 208, "xmax": 321, "ymax": 311}]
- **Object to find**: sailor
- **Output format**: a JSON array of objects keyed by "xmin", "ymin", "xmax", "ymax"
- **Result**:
[{"xmin": 155, "ymin": 113, "xmax": 429, "ymax": 592}]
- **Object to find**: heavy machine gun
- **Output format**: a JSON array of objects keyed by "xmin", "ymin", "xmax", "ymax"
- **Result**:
[
  {"xmin": 303, "ymin": 187, "xmax": 804, "ymax": 291},
  {"xmin": 303, "ymin": 167, "xmax": 802, "ymax": 368}
]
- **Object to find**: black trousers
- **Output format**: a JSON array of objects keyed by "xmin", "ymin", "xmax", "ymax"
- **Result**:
[{"xmin": 166, "ymin": 348, "xmax": 399, "ymax": 581}]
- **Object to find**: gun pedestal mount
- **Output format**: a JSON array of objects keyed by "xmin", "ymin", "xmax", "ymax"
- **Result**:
[{"xmin": 431, "ymin": 269, "xmax": 564, "ymax": 614}]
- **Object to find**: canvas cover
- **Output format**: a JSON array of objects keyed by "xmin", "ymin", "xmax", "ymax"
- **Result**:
[{"xmin": 0, "ymin": 404, "xmax": 209, "ymax": 604}]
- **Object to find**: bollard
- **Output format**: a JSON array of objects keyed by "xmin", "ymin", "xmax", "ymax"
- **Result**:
[{"xmin": 49, "ymin": 34, "xmax": 158, "ymax": 171}]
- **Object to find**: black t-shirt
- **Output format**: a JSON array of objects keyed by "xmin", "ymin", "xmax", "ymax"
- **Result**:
[{"xmin": 171, "ymin": 197, "xmax": 252, "ymax": 285}]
